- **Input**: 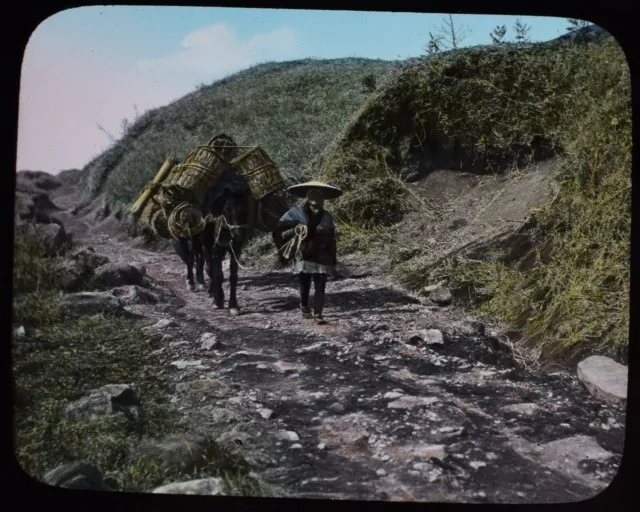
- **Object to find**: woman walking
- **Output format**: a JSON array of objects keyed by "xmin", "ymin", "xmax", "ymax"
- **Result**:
[{"xmin": 276, "ymin": 181, "xmax": 342, "ymax": 324}]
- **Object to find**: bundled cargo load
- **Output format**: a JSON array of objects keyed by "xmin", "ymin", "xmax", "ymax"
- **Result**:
[
  {"xmin": 168, "ymin": 134, "xmax": 239, "ymax": 205},
  {"xmin": 130, "ymin": 134, "xmax": 286, "ymax": 239},
  {"xmin": 230, "ymin": 146, "xmax": 285, "ymax": 201},
  {"xmin": 138, "ymin": 198, "xmax": 171, "ymax": 239},
  {"xmin": 129, "ymin": 154, "xmax": 176, "ymax": 218}
]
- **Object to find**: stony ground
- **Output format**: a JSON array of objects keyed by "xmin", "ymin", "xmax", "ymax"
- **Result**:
[{"xmin": 33, "ymin": 178, "xmax": 627, "ymax": 503}]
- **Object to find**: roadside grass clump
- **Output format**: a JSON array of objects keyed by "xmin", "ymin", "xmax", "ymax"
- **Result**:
[
  {"xmin": 12, "ymin": 231, "xmax": 258, "ymax": 493},
  {"xmin": 12, "ymin": 224, "xmax": 72, "ymax": 328},
  {"xmin": 322, "ymin": 140, "xmax": 409, "ymax": 230},
  {"xmin": 83, "ymin": 58, "xmax": 398, "ymax": 210},
  {"xmin": 12, "ymin": 314, "xmax": 183, "ymax": 492},
  {"xmin": 393, "ymin": 38, "xmax": 631, "ymax": 363}
]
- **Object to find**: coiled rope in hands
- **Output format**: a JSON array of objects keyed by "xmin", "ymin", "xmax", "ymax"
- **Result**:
[{"xmin": 281, "ymin": 224, "xmax": 308, "ymax": 261}]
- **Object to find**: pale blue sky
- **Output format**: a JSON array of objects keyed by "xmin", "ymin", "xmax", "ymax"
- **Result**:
[{"xmin": 18, "ymin": 6, "xmax": 583, "ymax": 174}]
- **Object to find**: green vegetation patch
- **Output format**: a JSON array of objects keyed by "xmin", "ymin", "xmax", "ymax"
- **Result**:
[{"xmin": 391, "ymin": 38, "xmax": 630, "ymax": 363}]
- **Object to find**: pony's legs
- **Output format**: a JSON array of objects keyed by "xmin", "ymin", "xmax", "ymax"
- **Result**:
[
  {"xmin": 228, "ymin": 245, "xmax": 240, "ymax": 314},
  {"xmin": 179, "ymin": 238, "xmax": 195, "ymax": 291},
  {"xmin": 194, "ymin": 237, "xmax": 206, "ymax": 290}
]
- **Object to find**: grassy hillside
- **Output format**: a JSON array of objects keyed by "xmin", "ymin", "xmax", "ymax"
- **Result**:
[
  {"xmin": 81, "ymin": 58, "xmax": 398, "ymax": 207},
  {"xmin": 316, "ymin": 36, "xmax": 631, "ymax": 363}
]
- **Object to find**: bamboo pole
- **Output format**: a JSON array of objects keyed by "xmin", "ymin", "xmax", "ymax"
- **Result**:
[{"xmin": 129, "ymin": 154, "xmax": 175, "ymax": 217}]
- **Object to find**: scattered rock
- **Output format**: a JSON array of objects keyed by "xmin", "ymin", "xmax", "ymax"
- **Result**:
[
  {"xmin": 60, "ymin": 292, "xmax": 125, "ymax": 317},
  {"xmin": 42, "ymin": 462, "xmax": 112, "ymax": 491},
  {"xmin": 170, "ymin": 360, "xmax": 206, "ymax": 371},
  {"xmin": 147, "ymin": 318, "xmax": 178, "ymax": 331},
  {"xmin": 317, "ymin": 443, "xmax": 326, "ymax": 450},
  {"xmin": 384, "ymin": 391, "xmax": 404, "ymax": 399},
  {"xmin": 406, "ymin": 329, "xmax": 444, "ymax": 346},
  {"xmin": 469, "ymin": 461, "xmax": 487, "ymax": 470},
  {"xmin": 210, "ymin": 408, "xmax": 243, "ymax": 426},
  {"xmin": 401, "ymin": 444, "xmax": 447, "ymax": 461},
  {"xmin": 538, "ymin": 435, "xmax": 614, "ymax": 483},
  {"xmin": 387, "ymin": 396, "xmax": 438, "ymax": 410},
  {"xmin": 111, "ymin": 285, "xmax": 159, "ymax": 305},
  {"xmin": 56, "ymin": 258, "xmax": 95, "ymax": 292},
  {"xmin": 14, "ymin": 326, "xmax": 25, "ymax": 338},
  {"xmin": 64, "ymin": 384, "xmax": 140, "ymax": 421},
  {"xmin": 258, "ymin": 408, "xmax": 274, "ymax": 419},
  {"xmin": 276, "ymin": 431, "xmax": 300, "ymax": 442},
  {"xmin": 270, "ymin": 361, "xmax": 307, "ymax": 373},
  {"xmin": 577, "ymin": 356, "xmax": 627, "ymax": 403},
  {"xmin": 421, "ymin": 283, "xmax": 453, "ymax": 306},
  {"xmin": 376, "ymin": 469, "xmax": 386, "ymax": 476},
  {"xmin": 295, "ymin": 342, "xmax": 331, "ymax": 354},
  {"xmin": 135, "ymin": 433, "xmax": 211, "ymax": 473},
  {"xmin": 435, "ymin": 426, "xmax": 465, "ymax": 440},
  {"xmin": 328, "ymin": 402, "xmax": 345, "ymax": 413},
  {"xmin": 501, "ymin": 403, "xmax": 541, "ymax": 416},
  {"xmin": 176, "ymin": 379, "xmax": 225, "ymax": 393},
  {"xmin": 91, "ymin": 263, "xmax": 146, "ymax": 289},
  {"xmin": 33, "ymin": 222, "xmax": 71, "ymax": 256},
  {"xmin": 291, "ymin": 443, "xmax": 303, "ymax": 449},
  {"xmin": 70, "ymin": 247, "xmax": 109, "ymax": 268},
  {"xmin": 448, "ymin": 218, "xmax": 468, "ymax": 231},
  {"xmin": 199, "ymin": 333, "xmax": 220, "ymax": 350},
  {"xmin": 152, "ymin": 478, "xmax": 224, "ymax": 495}
]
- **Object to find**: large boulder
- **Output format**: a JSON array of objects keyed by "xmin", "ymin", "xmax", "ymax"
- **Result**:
[
  {"xmin": 42, "ymin": 462, "xmax": 112, "ymax": 491},
  {"xmin": 56, "ymin": 248, "xmax": 111, "ymax": 292},
  {"xmin": 60, "ymin": 292, "xmax": 125, "ymax": 317},
  {"xmin": 64, "ymin": 384, "xmax": 140, "ymax": 421},
  {"xmin": 152, "ymin": 478, "xmax": 224, "ymax": 495},
  {"xmin": 40, "ymin": 224, "xmax": 70, "ymax": 255},
  {"xmin": 14, "ymin": 192, "xmax": 62, "ymax": 221},
  {"xmin": 577, "ymin": 355, "xmax": 627, "ymax": 404},
  {"xmin": 91, "ymin": 263, "xmax": 146, "ymax": 289},
  {"xmin": 16, "ymin": 222, "xmax": 72, "ymax": 256},
  {"xmin": 17, "ymin": 170, "xmax": 63, "ymax": 191}
]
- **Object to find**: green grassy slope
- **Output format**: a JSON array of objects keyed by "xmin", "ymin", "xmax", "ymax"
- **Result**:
[
  {"xmin": 81, "ymin": 58, "xmax": 398, "ymax": 207},
  {"xmin": 316, "ymin": 36, "xmax": 631, "ymax": 363}
]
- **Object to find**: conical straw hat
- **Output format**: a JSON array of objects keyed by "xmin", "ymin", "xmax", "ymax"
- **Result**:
[{"xmin": 287, "ymin": 180, "xmax": 343, "ymax": 200}]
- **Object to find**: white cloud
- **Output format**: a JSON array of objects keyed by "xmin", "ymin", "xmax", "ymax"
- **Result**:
[
  {"xmin": 16, "ymin": 23, "xmax": 298, "ymax": 174},
  {"xmin": 137, "ymin": 23, "xmax": 297, "ymax": 80}
]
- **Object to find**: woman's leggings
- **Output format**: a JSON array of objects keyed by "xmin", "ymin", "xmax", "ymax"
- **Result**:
[{"xmin": 298, "ymin": 272, "xmax": 328, "ymax": 315}]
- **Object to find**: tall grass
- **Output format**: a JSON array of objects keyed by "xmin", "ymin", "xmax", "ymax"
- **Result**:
[{"xmin": 388, "ymin": 38, "xmax": 630, "ymax": 362}]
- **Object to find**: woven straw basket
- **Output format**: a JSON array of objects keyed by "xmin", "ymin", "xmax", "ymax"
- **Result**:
[
  {"xmin": 169, "ymin": 134, "xmax": 239, "ymax": 204},
  {"xmin": 231, "ymin": 147, "xmax": 285, "ymax": 200},
  {"xmin": 139, "ymin": 199, "xmax": 171, "ymax": 239}
]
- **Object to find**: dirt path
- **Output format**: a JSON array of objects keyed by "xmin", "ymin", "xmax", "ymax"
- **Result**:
[{"xmin": 49, "ymin": 187, "xmax": 624, "ymax": 503}]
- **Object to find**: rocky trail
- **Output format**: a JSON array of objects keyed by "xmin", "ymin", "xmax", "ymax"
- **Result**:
[{"xmin": 19, "ymin": 176, "xmax": 626, "ymax": 503}]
